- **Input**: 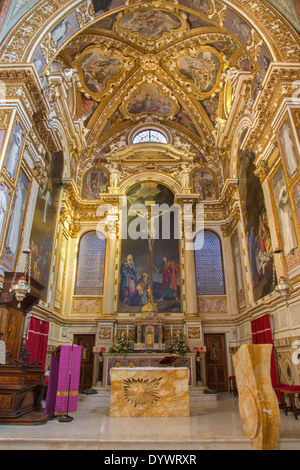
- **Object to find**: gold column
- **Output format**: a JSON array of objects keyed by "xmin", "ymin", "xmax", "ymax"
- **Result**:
[
  {"xmin": 221, "ymin": 223, "xmax": 239, "ymax": 314},
  {"xmin": 181, "ymin": 200, "xmax": 198, "ymax": 317},
  {"xmin": 102, "ymin": 234, "xmax": 117, "ymax": 316},
  {"xmin": 184, "ymin": 236, "xmax": 198, "ymax": 316},
  {"xmin": 102, "ymin": 207, "xmax": 119, "ymax": 316}
]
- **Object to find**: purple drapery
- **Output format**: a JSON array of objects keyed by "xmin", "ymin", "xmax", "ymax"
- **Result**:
[{"xmin": 45, "ymin": 345, "xmax": 81, "ymax": 415}]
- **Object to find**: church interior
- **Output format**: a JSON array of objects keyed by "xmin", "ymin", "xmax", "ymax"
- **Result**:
[{"xmin": 0, "ymin": 0, "xmax": 300, "ymax": 451}]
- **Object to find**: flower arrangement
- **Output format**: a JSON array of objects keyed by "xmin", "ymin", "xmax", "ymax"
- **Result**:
[
  {"xmin": 109, "ymin": 331, "xmax": 132, "ymax": 356},
  {"xmin": 168, "ymin": 331, "xmax": 190, "ymax": 357}
]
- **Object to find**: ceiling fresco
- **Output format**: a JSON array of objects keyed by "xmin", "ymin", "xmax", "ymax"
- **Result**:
[
  {"xmin": 3, "ymin": 0, "xmax": 289, "ymax": 181},
  {"xmin": 57, "ymin": 3, "xmax": 254, "ymax": 159}
]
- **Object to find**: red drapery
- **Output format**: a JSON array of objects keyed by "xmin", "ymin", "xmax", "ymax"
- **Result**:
[
  {"xmin": 251, "ymin": 314, "xmax": 280, "ymax": 399},
  {"xmin": 26, "ymin": 316, "xmax": 49, "ymax": 371}
]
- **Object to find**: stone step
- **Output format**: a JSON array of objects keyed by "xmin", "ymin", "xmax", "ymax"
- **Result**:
[{"xmin": 80, "ymin": 386, "xmax": 218, "ymax": 401}]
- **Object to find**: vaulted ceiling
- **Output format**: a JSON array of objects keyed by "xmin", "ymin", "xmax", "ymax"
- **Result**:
[
  {"xmin": 1, "ymin": 0, "xmax": 299, "ymax": 188},
  {"xmin": 52, "ymin": 1, "xmax": 274, "ymax": 181}
]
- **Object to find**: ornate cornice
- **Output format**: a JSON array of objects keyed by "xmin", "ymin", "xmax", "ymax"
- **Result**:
[
  {"xmin": 0, "ymin": 65, "xmax": 59, "ymax": 152},
  {"xmin": 243, "ymin": 63, "xmax": 300, "ymax": 152}
]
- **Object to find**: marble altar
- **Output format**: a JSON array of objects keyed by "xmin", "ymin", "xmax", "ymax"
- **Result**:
[
  {"xmin": 101, "ymin": 352, "xmax": 202, "ymax": 388},
  {"xmin": 110, "ymin": 367, "xmax": 190, "ymax": 417}
]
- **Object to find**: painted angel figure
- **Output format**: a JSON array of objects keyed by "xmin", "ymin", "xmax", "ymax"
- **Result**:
[
  {"xmin": 174, "ymin": 136, "xmax": 190, "ymax": 152},
  {"xmin": 110, "ymin": 135, "xmax": 127, "ymax": 152}
]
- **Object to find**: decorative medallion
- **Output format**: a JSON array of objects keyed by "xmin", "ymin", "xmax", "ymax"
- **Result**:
[
  {"xmin": 175, "ymin": 47, "xmax": 223, "ymax": 97},
  {"xmin": 120, "ymin": 81, "xmax": 180, "ymax": 120},
  {"xmin": 76, "ymin": 45, "xmax": 131, "ymax": 99},
  {"xmin": 123, "ymin": 377, "xmax": 162, "ymax": 407}
]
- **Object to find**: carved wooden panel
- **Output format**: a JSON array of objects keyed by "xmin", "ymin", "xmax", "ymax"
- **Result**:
[{"xmin": 0, "ymin": 306, "xmax": 25, "ymax": 362}]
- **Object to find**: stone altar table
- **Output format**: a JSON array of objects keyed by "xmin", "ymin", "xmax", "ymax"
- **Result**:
[
  {"xmin": 110, "ymin": 367, "xmax": 190, "ymax": 417},
  {"xmin": 100, "ymin": 352, "xmax": 201, "ymax": 388}
]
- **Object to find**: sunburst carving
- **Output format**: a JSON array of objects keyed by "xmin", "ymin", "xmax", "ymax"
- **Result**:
[{"xmin": 123, "ymin": 377, "xmax": 163, "ymax": 407}]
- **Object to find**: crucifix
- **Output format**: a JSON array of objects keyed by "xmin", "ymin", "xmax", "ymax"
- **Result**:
[{"xmin": 145, "ymin": 199, "xmax": 157, "ymax": 292}]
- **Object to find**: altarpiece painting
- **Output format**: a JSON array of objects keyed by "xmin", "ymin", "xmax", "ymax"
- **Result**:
[{"xmin": 119, "ymin": 182, "xmax": 181, "ymax": 313}]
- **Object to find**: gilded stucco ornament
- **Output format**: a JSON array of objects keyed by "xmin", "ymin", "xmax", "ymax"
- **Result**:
[
  {"xmin": 0, "ymin": 0, "xmax": 299, "ymax": 71},
  {"xmin": 119, "ymin": 75, "xmax": 180, "ymax": 121},
  {"xmin": 254, "ymin": 159, "xmax": 269, "ymax": 183},
  {"xmin": 75, "ymin": 44, "xmax": 134, "ymax": 100}
]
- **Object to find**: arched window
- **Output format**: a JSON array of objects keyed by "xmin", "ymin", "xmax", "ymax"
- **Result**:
[
  {"xmin": 75, "ymin": 231, "xmax": 106, "ymax": 296},
  {"xmin": 132, "ymin": 129, "xmax": 168, "ymax": 144},
  {"xmin": 194, "ymin": 230, "xmax": 225, "ymax": 296}
]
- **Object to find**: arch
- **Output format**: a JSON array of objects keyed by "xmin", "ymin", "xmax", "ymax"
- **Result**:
[
  {"xmin": 230, "ymin": 114, "xmax": 254, "ymax": 179},
  {"xmin": 74, "ymin": 229, "xmax": 106, "ymax": 296},
  {"xmin": 49, "ymin": 117, "xmax": 70, "ymax": 178},
  {"xmin": 194, "ymin": 229, "xmax": 226, "ymax": 296}
]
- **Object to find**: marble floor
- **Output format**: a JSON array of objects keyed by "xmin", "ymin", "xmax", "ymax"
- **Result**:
[{"xmin": 0, "ymin": 391, "xmax": 299, "ymax": 450}]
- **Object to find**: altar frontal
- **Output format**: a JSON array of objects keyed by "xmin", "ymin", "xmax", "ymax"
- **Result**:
[{"xmin": 110, "ymin": 367, "xmax": 189, "ymax": 417}]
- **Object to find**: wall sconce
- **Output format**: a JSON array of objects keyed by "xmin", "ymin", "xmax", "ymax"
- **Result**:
[
  {"xmin": 9, "ymin": 249, "xmax": 31, "ymax": 308},
  {"xmin": 275, "ymin": 276, "xmax": 292, "ymax": 306},
  {"xmin": 272, "ymin": 247, "xmax": 292, "ymax": 305}
]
